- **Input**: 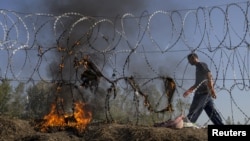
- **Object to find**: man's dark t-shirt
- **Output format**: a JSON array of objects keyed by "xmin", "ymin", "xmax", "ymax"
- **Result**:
[{"xmin": 194, "ymin": 62, "xmax": 210, "ymax": 93}]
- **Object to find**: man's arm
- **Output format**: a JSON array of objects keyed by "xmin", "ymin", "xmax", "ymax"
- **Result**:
[
  {"xmin": 183, "ymin": 85, "xmax": 196, "ymax": 98},
  {"xmin": 207, "ymin": 72, "xmax": 216, "ymax": 99}
]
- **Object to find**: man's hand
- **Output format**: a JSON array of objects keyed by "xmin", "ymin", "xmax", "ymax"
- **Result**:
[
  {"xmin": 211, "ymin": 93, "xmax": 217, "ymax": 99},
  {"xmin": 210, "ymin": 89, "xmax": 217, "ymax": 99},
  {"xmin": 183, "ymin": 89, "xmax": 192, "ymax": 98}
]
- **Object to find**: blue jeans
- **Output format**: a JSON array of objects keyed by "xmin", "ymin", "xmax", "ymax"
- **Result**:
[{"xmin": 187, "ymin": 92, "xmax": 224, "ymax": 125}]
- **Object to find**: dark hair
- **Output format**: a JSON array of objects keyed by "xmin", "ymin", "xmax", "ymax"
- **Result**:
[{"xmin": 187, "ymin": 53, "xmax": 198, "ymax": 59}]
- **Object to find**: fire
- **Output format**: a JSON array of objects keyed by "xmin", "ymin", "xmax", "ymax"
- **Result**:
[
  {"xmin": 40, "ymin": 101, "xmax": 92, "ymax": 133},
  {"xmin": 73, "ymin": 101, "xmax": 92, "ymax": 132}
]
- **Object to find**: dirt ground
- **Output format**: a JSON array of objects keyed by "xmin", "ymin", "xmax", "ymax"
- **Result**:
[{"xmin": 0, "ymin": 116, "xmax": 208, "ymax": 141}]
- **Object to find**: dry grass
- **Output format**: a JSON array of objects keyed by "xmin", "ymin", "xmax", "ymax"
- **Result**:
[{"xmin": 0, "ymin": 116, "xmax": 208, "ymax": 141}]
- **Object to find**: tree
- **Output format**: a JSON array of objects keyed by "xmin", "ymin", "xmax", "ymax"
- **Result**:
[
  {"xmin": 7, "ymin": 82, "xmax": 26, "ymax": 118},
  {"xmin": 0, "ymin": 79, "xmax": 12, "ymax": 114},
  {"xmin": 26, "ymin": 81, "xmax": 52, "ymax": 118}
]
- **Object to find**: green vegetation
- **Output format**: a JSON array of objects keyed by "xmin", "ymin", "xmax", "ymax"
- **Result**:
[{"xmin": 0, "ymin": 79, "xmax": 241, "ymax": 126}]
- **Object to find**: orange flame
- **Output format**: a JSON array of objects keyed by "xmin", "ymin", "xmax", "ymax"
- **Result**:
[
  {"xmin": 40, "ymin": 101, "xmax": 92, "ymax": 132},
  {"xmin": 74, "ymin": 101, "xmax": 92, "ymax": 132}
]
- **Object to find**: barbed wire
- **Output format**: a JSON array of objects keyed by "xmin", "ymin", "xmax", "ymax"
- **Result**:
[{"xmin": 0, "ymin": 1, "xmax": 250, "ymax": 125}]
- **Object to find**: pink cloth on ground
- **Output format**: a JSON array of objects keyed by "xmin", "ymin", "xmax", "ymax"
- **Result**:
[{"xmin": 154, "ymin": 114, "xmax": 184, "ymax": 129}]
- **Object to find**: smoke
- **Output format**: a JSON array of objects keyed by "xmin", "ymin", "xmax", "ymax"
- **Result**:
[
  {"xmin": 7, "ymin": 0, "xmax": 184, "ymax": 118},
  {"xmin": 34, "ymin": 0, "xmax": 152, "ymax": 116},
  {"xmin": 12, "ymin": 0, "xmax": 148, "ymax": 16},
  {"xmin": 46, "ymin": 0, "xmax": 147, "ymax": 16}
]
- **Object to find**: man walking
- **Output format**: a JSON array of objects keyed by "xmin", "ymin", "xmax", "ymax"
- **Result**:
[{"xmin": 183, "ymin": 53, "xmax": 224, "ymax": 125}]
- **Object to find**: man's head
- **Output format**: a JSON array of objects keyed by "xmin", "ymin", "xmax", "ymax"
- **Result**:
[{"xmin": 187, "ymin": 53, "xmax": 199, "ymax": 65}]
